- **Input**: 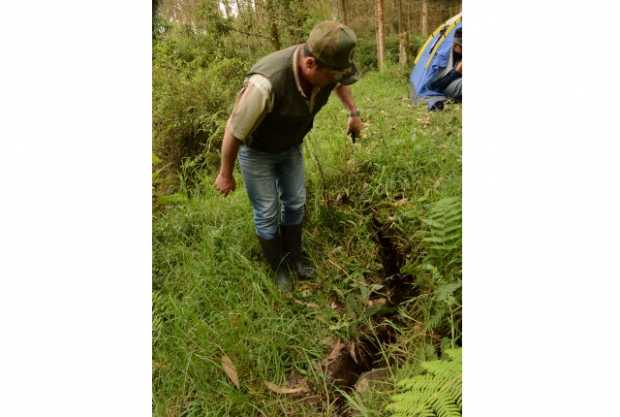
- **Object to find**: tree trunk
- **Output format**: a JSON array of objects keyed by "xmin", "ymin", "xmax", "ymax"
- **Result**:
[
  {"xmin": 399, "ymin": 31, "xmax": 408, "ymax": 71},
  {"xmin": 331, "ymin": 0, "xmax": 339, "ymax": 20},
  {"xmin": 339, "ymin": 0, "xmax": 348, "ymax": 25},
  {"xmin": 396, "ymin": 0, "xmax": 407, "ymax": 70},
  {"xmin": 421, "ymin": 0, "xmax": 428, "ymax": 37},
  {"xmin": 397, "ymin": 0, "xmax": 403, "ymax": 34},
  {"xmin": 265, "ymin": 0, "xmax": 281, "ymax": 50},
  {"xmin": 253, "ymin": 0, "xmax": 265, "ymax": 27},
  {"xmin": 375, "ymin": 0, "xmax": 385, "ymax": 72},
  {"xmin": 407, "ymin": 0, "xmax": 411, "ymax": 35},
  {"xmin": 221, "ymin": 0, "xmax": 232, "ymax": 18}
]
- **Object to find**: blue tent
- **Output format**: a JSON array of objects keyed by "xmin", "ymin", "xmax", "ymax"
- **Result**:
[{"xmin": 409, "ymin": 14, "xmax": 462, "ymax": 110}]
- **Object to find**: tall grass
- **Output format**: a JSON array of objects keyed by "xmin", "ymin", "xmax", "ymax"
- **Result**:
[
  {"xmin": 153, "ymin": 65, "xmax": 461, "ymax": 416},
  {"xmin": 152, "ymin": 26, "xmax": 252, "ymax": 198}
]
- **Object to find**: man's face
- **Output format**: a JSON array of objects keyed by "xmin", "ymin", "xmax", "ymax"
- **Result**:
[
  {"xmin": 317, "ymin": 67, "xmax": 348, "ymax": 85},
  {"xmin": 453, "ymin": 43, "xmax": 462, "ymax": 56},
  {"xmin": 304, "ymin": 58, "xmax": 348, "ymax": 87}
]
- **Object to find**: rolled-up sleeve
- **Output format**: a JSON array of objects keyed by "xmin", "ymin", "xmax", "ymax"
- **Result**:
[{"xmin": 227, "ymin": 74, "xmax": 273, "ymax": 143}]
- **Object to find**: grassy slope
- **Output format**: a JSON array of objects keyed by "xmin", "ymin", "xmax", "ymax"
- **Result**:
[{"xmin": 153, "ymin": 67, "xmax": 461, "ymax": 417}]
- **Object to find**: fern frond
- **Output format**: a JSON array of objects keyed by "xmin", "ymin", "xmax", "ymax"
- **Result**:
[
  {"xmin": 386, "ymin": 348, "xmax": 462, "ymax": 417},
  {"xmin": 420, "ymin": 197, "xmax": 462, "ymax": 258},
  {"xmin": 425, "ymin": 308, "xmax": 447, "ymax": 331}
]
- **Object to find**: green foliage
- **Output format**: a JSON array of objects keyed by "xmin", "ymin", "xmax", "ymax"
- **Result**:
[
  {"xmin": 354, "ymin": 36, "xmax": 379, "ymax": 73},
  {"xmin": 152, "ymin": 1, "xmax": 462, "ymax": 414},
  {"xmin": 420, "ymin": 197, "xmax": 462, "ymax": 257},
  {"xmin": 401, "ymin": 197, "xmax": 462, "ymax": 340},
  {"xmin": 153, "ymin": 65, "xmax": 462, "ymax": 417},
  {"xmin": 387, "ymin": 32, "xmax": 427, "ymax": 79},
  {"xmin": 152, "ymin": 26, "xmax": 249, "ymax": 196},
  {"xmin": 386, "ymin": 348, "xmax": 462, "ymax": 417},
  {"xmin": 354, "ymin": 34, "xmax": 425, "ymax": 74},
  {"xmin": 151, "ymin": 6, "xmax": 431, "ymax": 197},
  {"xmin": 303, "ymin": 69, "xmax": 461, "ymax": 348}
]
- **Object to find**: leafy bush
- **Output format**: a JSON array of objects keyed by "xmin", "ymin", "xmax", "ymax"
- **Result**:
[
  {"xmin": 152, "ymin": 28, "xmax": 249, "ymax": 195},
  {"xmin": 406, "ymin": 33, "xmax": 426, "ymax": 62},
  {"xmin": 353, "ymin": 36, "xmax": 378, "ymax": 73},
  {"xmin": 386, "ymin": 348, "xmax": 462, "ymax": 417}
]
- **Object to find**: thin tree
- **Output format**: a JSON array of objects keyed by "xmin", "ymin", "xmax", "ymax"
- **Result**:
[
  {"xmin": 375, "ymin": 0, "xmax": 385, "ymax": 72},
  {"xmin": 397, "ymin": 0, "xmax": 408, "ymax": 70},
  {"xmin": 339, "ymin": 0, "xmax": 349, "ymax": 25},
  {"xmin": 252, "ymin": 0, "xmax": 265, "ymax": 27},
  {"xmin": 421, "ymin": 0, "xmax": 428, "ymax": 36},
  {"xmin": 397, "ymin": 0, "xmax": 403, "ymax": 33},
  {"xmin": 153, "ymin": 0, "xmax": 160, "ymax": 35},
  {"xmin": 221, "ymin": 0, "xmax": 232, "ymax": 18},
  {"xmin": 407, "ymin": 0, "xmax": 411, "ymax": 35},
  {"xmin": 265, "ymin": 0, "xmax": 281, "ymax": 50}
]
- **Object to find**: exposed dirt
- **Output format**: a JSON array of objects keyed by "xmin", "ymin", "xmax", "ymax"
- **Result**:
[
  {"xmin": 308, "ymin": 215, "xmax": 421, "ymax": 416},
  {"xmin": 370, "ymin": 215, "xmax": 418, "ymax": 306}
]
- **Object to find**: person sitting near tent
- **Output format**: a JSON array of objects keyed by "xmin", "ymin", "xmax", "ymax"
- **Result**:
[{"xmin": 429, "ymin": 29, "xmax": 462, "ymax": 102}]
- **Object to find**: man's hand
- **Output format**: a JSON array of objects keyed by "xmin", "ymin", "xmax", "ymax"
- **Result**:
[
  {"xmin": 215, "ymin": 125, "xmax": 242, "ymax": 197},
  {"xmin": 335, "ymin": 85, "xmax": 362, "ymax": 141},
  {"xmin": 214, "ymin": 172, "xmax": 236, "ymax": 196},
  {"xmin": 347, "ymin": 115, "xmax": 362, "ymax": 140},
  {"xmin": 455, "ymin": 61, "xmax": 462, "ymax": 75}
]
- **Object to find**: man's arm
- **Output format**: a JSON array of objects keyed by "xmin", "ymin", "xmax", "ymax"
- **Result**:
[
  {"xmin": 214, "ymin": 123, "xmax": 242, "ymax": 196},
  {"xmin": 214, "ymin": 74, "xmax": 273, "ymax": 196},
  {"xmin": 334, "ymin": 84, "xmax": 362, "ymax": 138}
]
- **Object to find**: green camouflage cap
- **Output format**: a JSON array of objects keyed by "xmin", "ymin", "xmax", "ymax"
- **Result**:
[{"xmin": 306, "ymin": 21, "xmax": 358, "ymax": 71}]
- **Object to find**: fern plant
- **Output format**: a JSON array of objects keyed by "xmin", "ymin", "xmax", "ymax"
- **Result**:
[
  {"xmin": 401, "ymin": 197, "xmax": 462, "ymax": 340},
  {"xmin": 386, "ymin": 348, "xmax": 462, "ymax": 417},
  {"xmin": 421, "ymin": 197, "xmax": 461, "ymax": 262},
  {"xmin": 404, "ymin": 196, "xmax": 461, "ymax": 284}
]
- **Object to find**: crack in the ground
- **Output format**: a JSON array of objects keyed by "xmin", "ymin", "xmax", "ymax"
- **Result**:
[{"xmin": 314, "ymin": 213, "xmax": 420, "ymax": 416}]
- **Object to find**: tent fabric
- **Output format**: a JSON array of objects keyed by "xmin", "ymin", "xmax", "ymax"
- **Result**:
[{"xmin": 409, "ymin": 14, "xmax": 462, "ymax": 110}]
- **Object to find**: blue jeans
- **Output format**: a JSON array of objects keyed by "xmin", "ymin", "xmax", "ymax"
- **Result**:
[
  {"xmin": 444, "ymin": 78, "xmax": 462, "ymax": 100},
  {"xmin": 238, "ymin": 144, "xmax": 306, "ymax": 239}
]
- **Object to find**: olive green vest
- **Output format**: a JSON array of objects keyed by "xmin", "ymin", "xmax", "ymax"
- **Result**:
[{"xmin": 246, "ymin": 45, "xmax": 335, "ymax": 153}]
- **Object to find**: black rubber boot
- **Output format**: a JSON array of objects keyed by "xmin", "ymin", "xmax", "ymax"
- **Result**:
[
  {"xmin": 281, "ymin": 223, "xmax": 315, "ymax": 280},
  {"xmin": 257, "ymin": 235, "xmax": 294, "ymax": 293}
]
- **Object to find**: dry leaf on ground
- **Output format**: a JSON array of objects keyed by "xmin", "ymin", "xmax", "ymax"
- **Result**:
[
  {"xmin": 293, "ymin": 299, "xmax": 319, "ymax": 309},
  {"xmin": 221, "ymin": 355, "xmax": 240, "ymax": 389},
  {"xmin": 368, "ymin": 297, "xmax": 387, "ymax": 307},
  {"xmin": 264, "ymin": 381, "xmax": 309, "ymax": 395},
  {"xmin": 326, "ymin": 340, "xmax": 346, "ymax": 363},
  {"xmin": 348, "ymin": 341, "xmax": 358, "ymax": 365},
  {"xmin": 354, "ymin": 368, "xmax": 390, "ymax": 393},
  {"xmin": 418, "ymin": 114, "xmax": 432, "ymax": 128},
  {"xmin": 393, "ymin": 197, "xmax": 409, "ymax": 207}
]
